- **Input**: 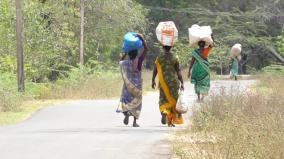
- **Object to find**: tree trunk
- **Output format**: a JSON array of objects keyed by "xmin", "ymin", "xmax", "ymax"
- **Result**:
[
  {"xmin": 79, "ymin": 0, "xmax": 85, "ymax": 65},
  {"xmin": 15, "ymin": 0, "xmax": 25, "ymax": 92}
]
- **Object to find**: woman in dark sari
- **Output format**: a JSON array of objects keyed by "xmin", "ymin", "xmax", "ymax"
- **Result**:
[
  {"xmin": 152, "ymin": 46, "xmax": 184, "ymax": 127},
  {"xmin": 118, "ymin": 34, "xmax": 148, "ymax": 127},
  {"xmin": 188, "ymin": 41, "xmax": 213, "ymax": 101}
]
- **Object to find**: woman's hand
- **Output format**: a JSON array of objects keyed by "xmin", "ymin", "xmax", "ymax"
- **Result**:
[
  {"xmin": 137, "ymin": 33, "xmax": 148, "ymax": 56},
  {"xmin": 137, "ymin": 33, "xmax": 146, "ymax": 44},
  {"xmin": 180, "ymin": 84, "xmax": 184, "ymax": 91},
  {"xmin": 137, "ymin": 33, "xmax": 143, "ymax": 38},
  {"xmin": 120, "ymin": 53, "xmax": 127, "ymax": 61},
  {"xmin": 152, "ymin": 80, "xmax": 156, "ymax": 89},
  {"xmin": 188, "ymin": 57, "xmax": 195, "ymax": 79},
  {"xmin": 187, "ymin": 71, "xmax": 191, "ymax": 79}
]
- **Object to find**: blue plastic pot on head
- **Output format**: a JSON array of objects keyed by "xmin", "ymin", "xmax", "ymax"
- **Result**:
[{"xmin": 122, "ymin": 32, "xmax": 143, "ymax": 53}]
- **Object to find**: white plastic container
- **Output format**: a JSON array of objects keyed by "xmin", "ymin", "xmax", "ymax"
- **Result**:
[
  {"xmin": 176, "ymin": 90, "xmax": 188, "ymax": 114},
  {"xmin": 156, "ymin": 21, "xmax": 178, "ymax": 46},
  {"xmin": 188, "ymin": 24, "xmax": 213, "ymax": 47},
  {"xmin": 231, "ymin": 43, "xmax": 242, "ymax": 57}
]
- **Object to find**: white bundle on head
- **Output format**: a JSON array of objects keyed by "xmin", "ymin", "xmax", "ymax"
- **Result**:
[
  {"xmin": 188, "ymin": 24, "xmax": 200, "ymax": 47},
  {"xmin": 188, "ymin": 24, "xmax": 213, "ymax": 48},
  {"xmin": 231, "ymin": 43, "xmax": 242, "ymax": 57}
]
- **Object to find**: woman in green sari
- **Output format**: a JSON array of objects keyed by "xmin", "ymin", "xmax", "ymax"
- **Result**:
[
  {"xmin": 188, "ymin": 41, "xmax": 213, "ymax": 101},
  {"xmin": 230, "ymin": 56, "xmax": 239, "ymax": 80},
  {"xmin": 152, "ymin": 46, "xmax": 184, "ymax": 127}
]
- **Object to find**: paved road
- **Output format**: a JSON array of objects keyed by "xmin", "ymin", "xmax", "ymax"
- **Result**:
[{"xmin": 0, "ymin": 80, "xmax": 255, "ymax": 159}]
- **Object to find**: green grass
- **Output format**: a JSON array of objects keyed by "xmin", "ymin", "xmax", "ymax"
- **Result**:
[
  {"xmin": 0, "ymin": 69, "xmax": 153, "ymax": 126},
  {"xmin": 261, "ymin": 64, "xmax": 284, "ymax": 75},
  {"xmin": 39, "ymin": 70, "xmax": 153, "ymax": 99},
  {"xmin": 0, "ymin": 100, "xmax": 66, "ymax": 126},
  {"xmin": 0, "ymin": 72, "xmax": 23, "ymax": 112},
  {"xmin": 173, "ymin": 76, "xmax": 284, "ymax": 159}
]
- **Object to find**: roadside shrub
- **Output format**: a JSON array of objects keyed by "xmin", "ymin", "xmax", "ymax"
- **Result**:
[
  {"xmin": 262, "ymin": 64, "xmax": 284, "ymax": 75},
  {"xmin": 0, "ymin": 73, "xmax": 22, "ymax": 112},
  {"xmin": 174, "ymin": 76, "xmax": 284, "ymax": 159}
]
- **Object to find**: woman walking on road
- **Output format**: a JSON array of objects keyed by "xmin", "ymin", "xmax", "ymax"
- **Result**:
[
  {"xmin": 152, "ymin": 46, "xmax": 184, "ymax": 127},
  {"xmin": 188, "ymin": 40, "xmax": 213, "ymax": 101},
  {"xmin": 229, "ymin": 44, "xmax": 242, "ymax": 81},
  {"xmin": 230, "ymin": 56, "xmax": 239, "ymax": 80},
  {"xmin": 118, "ymin": 33, "xmax": 148, "ymax": 127}
]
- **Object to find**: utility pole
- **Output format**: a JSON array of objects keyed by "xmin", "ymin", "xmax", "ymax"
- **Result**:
[
  {"xmin": 15, "ymin": 0, "xmax": 25, "ymax": 92},
  {"xmin": 79, "ymin": 0, "xmax": 85, "ymax": 65}
]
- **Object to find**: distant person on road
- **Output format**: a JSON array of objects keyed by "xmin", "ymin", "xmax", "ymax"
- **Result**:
[
  {"xmin": 230, "ymin": 56, "xmax": 240, "ymax": 81},
  {"xmin": 118, "ymin": 33, "xmax": 148, "ymax": 127},
  {"xmin": 152, "ymin": 45, "xmax": 184, "ymax": 127},
  {"xmin": 229, "ymin": 43, "xmax": 242, "ymax": 81},
  {"xmin": 188, "ymin": 40, "xmax": 213, "ymax": 101}
]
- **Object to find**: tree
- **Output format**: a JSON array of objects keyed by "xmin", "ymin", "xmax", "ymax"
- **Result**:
[
  {"xmin": 22, "ymin": 0, "xmax": 80, "ymax": 81},
  {"xmin": 84, "ymin": 0, "xmax": 148, "ymax": 62},
  {"xmin": 277, "ymin": 28, "xmax": 284, "ymax": 57},
  {"xmin": 0, "ymin": 0, "xmax": 149, "ymax": 84},
  {"xmin": 15, "ymin": 0, "xmax": 25, "ymax": 92},
  {"xmin": 79, "ymin": 0, "xmax": 84, "ymax": 65},
  {"xmin": 139, "ymin": 0, "xmax": 284, "ymax": 71}
]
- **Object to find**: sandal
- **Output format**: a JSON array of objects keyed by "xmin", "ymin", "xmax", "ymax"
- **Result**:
[
  {"xmin": 161, "ymin": 112, "xmax": 167, "ymax": 125},
  {"xmin": 123, "ymin": 112, "xmax": 130, "ymax": 125}
]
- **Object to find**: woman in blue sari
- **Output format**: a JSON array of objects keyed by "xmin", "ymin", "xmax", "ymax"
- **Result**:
[{"xmin": 118, "ymin": 34, "xmax": 148, "ymax": 127}]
